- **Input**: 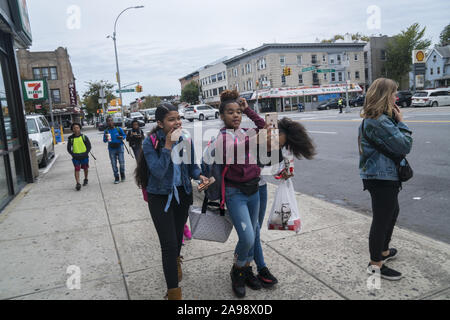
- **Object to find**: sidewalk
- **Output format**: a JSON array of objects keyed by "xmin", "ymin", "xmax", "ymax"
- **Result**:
[{"xmin": 0, "ymin": 134, "xmax": 449, "ymax": 300}]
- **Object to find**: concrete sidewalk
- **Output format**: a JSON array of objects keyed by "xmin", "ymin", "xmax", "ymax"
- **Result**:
[{"xmin": 0, "ymin": 133, "xmax": 449, "ymax": 300}]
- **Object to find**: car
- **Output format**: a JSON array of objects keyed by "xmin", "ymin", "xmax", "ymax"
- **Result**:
[
  {"xmin": 125, "ymin": 118, "xmax": 145, "ymax": 128},
  {"xmin": 112, "ymin": 114, "xmax": 123, "ymax": 127},
  {"xmin": 178, "ymin": 106, "xmax": 185, "ymax": 119},
  {"xmin": 130, "ymin": 112, "xmax": 145, "ymax": 122},
  {"xmin": 26, "ymin": 115, "xmax": 55, "ymax": 167},
  {"xmin": 142, "ymin": 108, "xmax": 156, "ymax": 122},
  {"xmin": 184, "ymin": 104, "xmax": 219, "ymax": 122},
  {"xmin": 317, "ymin": 98, "xmax": 346, "ymax": 110},
  {"xmin": 396, "ymin": 91, "xmax": 413, "ymax": 108},
  {"xmin": 349, "ymin": 95, "xmax": 365, "ymax": 107},
  {"xmin": 411, "ymin": 88, "xmax": 450, "ymax": 108}
]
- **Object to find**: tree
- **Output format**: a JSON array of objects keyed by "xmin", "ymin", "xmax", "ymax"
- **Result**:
[
  {"xmin": 141, "ymin": 95, "xmax": 161, "ymax": 109},
  {"xmin": 439, "ymin": 23, "xmax": 450, "ymax": 46},
  {"xmin": 181, "ymin": 81, "xmax": 200, "ymax": 104},
  {"xmin": 82, "ymin": 81, "xmax": 116, "ymax": 117},
  {"xmin": 385, "ymin": 23, "xmax": 431, "ymax": 89}
]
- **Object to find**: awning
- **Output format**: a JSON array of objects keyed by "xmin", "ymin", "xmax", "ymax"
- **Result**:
[
  {"xmin": 253, "ymin": 83, "xmax": 363, "ymax": 99},
  {"xmin": 239, "ymin": 92, "xmax": 254, "ymax": 100}
]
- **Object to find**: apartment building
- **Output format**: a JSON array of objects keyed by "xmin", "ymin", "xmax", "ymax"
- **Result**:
[
  {"xmin": 179, "ymin": 70, "xmax": 200, "ymax": 91},
  {"xmin": 224, "ymin": 43, "xmax": 366, "ymax": 111},
  {"xmin": 199, "ymin": 59, "xmax": 228, "ymax": 106},
  {"xmin": 425, "ymin": 45, "xmax": 450, "ymax": 88}
]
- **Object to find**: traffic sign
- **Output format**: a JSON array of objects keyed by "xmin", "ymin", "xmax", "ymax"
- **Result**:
[
  {"xmin": 98, "ymin": 98, "xmax": 107, "ymax": 104},
  {"xmin": 116, "ymin": 89, "xmax": 135, "ymax": 93},
  {"xmin": 302, "ymin": 66, "xmax": 316, "ymax": 72},
  {"xmin": 316, "ymin": 69, "xmax": 336, "ymax": 73}
]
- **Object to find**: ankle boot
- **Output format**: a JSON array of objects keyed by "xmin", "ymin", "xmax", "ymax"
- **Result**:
[
  {"xmin": 230, "ymin": 265, "xmax": 246, "ymax": 298},
  {"xmin": 177, "ymin": 256, "xmax": 183, "ymax": 282},
  {"xmin": 166, "ymin": 287, "xmax": 182, "ymax": 300}
]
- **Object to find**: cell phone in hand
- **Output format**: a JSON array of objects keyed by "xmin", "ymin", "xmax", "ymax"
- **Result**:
[
  {"xmin": 198, "ymin": 177, "xmax": 215, "ymax": 191},
  {"xmin": 265, "ymin": 113, "xmax": 278, "ymax": 129}
]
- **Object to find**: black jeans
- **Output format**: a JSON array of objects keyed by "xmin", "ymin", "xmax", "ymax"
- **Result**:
[
  {"xmin": 148, "ymin": 187, "xmax": 193, "ymax": 290},
  {"xmin": 363, "ymin": 179, "xmax": 401, "ymax": 262}
]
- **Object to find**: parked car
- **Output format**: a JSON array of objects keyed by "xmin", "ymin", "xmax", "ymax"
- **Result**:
[
  {"xmin": 396, "ymin": 91, "xmax": 413, "ymax": 108},
  {"xmin": 411, "ymin": 88, "xmax": 450, "ymax": 108},
  {"xmin": 184, "ymin": 104, "xmax": 219, "ymax": 122},
  {"xmin": 317, "ymin": 98, "xmax": 346, "ymax": 110},
  {"xmin": 349, "ymin": 95, "xmax": 365, "ymax": 107},
  {"xmin": 125, "ymin": 118, "xmax": 145, "ymax": 128},
  {"xmin": 26, "ymin": 115, "xmax": 54, "ymax": 167},
  {"xmin": 178, "ymin": 106, "xmax": 186, "ymax": 119},
  {"xmin": 130, "ymin": 112, "xmax": 145, "ymax": 122},
  {"xmin": 142, "ymin": 108, "xmax": 156, "ymax": 122}
]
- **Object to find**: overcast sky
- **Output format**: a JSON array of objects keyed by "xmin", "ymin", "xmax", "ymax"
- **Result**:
[{"xmin": 26, "ymin": 0, "xmax": 449, "ymax": 104}]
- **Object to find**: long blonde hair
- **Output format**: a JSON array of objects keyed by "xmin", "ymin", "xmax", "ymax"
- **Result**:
[{"xmin": 361, "ymin": 78, "xmax": 398, "ymax": 119}]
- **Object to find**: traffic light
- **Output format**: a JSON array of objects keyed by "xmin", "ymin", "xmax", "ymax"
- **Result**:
[
  {"xmin": 287, "ymin": 67, "xmax": 292, "ymax": 76},
  {"xmin": 136, "ymin": 85, "xmax": 143, "ymax": 92},
  {"xmin": 283, "ymin": 67, "xmax": 287, "ymax": 76}
]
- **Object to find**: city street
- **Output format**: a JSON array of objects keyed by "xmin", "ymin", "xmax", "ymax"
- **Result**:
[{"xmin": 124, "ymin": 106, "xmax": 450, "ymax": 244}]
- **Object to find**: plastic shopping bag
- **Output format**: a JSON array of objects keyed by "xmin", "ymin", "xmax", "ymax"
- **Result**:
[{"xmin": 268, "ymin": 178, "xmax": 302, "ymax": 233}]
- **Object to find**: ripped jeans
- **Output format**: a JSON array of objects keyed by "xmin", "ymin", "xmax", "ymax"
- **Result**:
[{"xmin": 225, "ymin": 187, "xmax": 260, "ymax": 268}]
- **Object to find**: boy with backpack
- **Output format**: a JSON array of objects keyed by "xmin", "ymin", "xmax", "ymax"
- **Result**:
[
  {"xmin": 67, "ymin": 122, "xmax": 91, "ymax": 191},
  {"xmin": 103, "ymin": 116, "xmax": 126, "ymax": 184}
]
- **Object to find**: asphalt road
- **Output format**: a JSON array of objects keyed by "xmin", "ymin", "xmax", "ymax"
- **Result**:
[{"xmin": 91, "ymin": 106, "xmax": 450, "ymax": 244}]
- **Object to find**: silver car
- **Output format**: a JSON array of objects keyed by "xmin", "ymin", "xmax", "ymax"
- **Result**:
[{"xmin": 184, "ymin": 104, "xmax": 219, "ymax": 122}]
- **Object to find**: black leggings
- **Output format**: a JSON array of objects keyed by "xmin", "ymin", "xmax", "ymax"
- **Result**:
[
  {"xmin": 363, "ymin": 179, "xmax": 401, "ymax": 262},
  {"xmin": 148, "ymin": 187, "xmax": 193, "ymax": 289}
]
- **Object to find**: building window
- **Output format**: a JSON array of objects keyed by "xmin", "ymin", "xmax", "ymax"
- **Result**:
[
  {"xmin": 211, "ymin": 74, "xmax": 217, "ymax": 83},
  {"xmin": 323, "ymin": 73, "xmax": 327, "ymax": 80},
  {"xmin": 354, "ymin": 54, "xmax": 358, "ymax": 61},
  {"xmin": 213, "ymin": 88, "xmax": 218, "ymax": 96},
  {"xmin": 380, "ymin": 50, "xmax": 386, "ymax": 61},
  {"xmin": 223, "ymin": 71, "xmax": 226, "ymax": 79},
  {"xmin": 298, "ymin": 74, "xmax": 303, "ymax": 84},
  {"xmin": 437, "ymin": 67, "xmax": 440, "ymax": 74},
  {"xmin": 233, "ymin": 68, "xmax": 238, "ymax": 77},
  {"xmin": 312, "ymin": 54, "xmax": 317, "ymax": 64},
  {"xmin": 297, "ymin": 55, "xmax": 302, "ymax": 65},
  {"xmin": 355, "ymin": 71, "xmax": 360, "ymax": 79},
  {"xmin": 245, "ymin": 63, "xmax": 251, "ymax": 74},
  {"xmin": 280, "ymin": 56, "xmax": 285, "ymax": 67},
  {"xmin": 338, "ymin": 72, "xmax": 343, "ymax": 82},
  {"xmin": 322, "ymin": 55, "xmax": 326, "ymax": 63},
  {"xmin": 32, "ymin": 68, "xmax": 41, "ymax": 80},
  {"xmin": 50, "ymin": 67, "xmax": 58, "ymax": 80},
  {"xmin": 337, "ymin": 55, "xmax": 341, "ymax": 64},
  {"xmin": 258, "ymin": 57, "xmax": 266, "ymax": 70},
  {"xmin": 347, "ymin": 72, "xmax": 351, "ymax": 80},
  {"xmin": 218, "ymin": 87, "xmax": 225, "ymax": 94},
  {"xmin": 281, "ymin": 75, "xmax": 286, "ymax": 85},
  {"xmin": 51, "ymin": 89, "xmax": 61, "ymax": 103},
  {"xmin": 331, "ymin": 72, "xmax": 336, "ymax": 82},
  {"xmin": 430, "ymin": 68, "xmax": 433, "ymax": 75},
  {"xmin": 330, "ymin": 57, "xmax": 335, "ymax": 64},
  {"xmin": 364, "ymin": 51, "xmax": 368, "ymax": 62},
  {"xmin": 217, "ymin": 72, "xmax": 223, "ymax": 81}
]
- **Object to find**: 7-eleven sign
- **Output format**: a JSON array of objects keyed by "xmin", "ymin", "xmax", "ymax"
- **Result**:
[{"xmin": 22, "ymin": 80, "xmax": 48, "ymax": 101}]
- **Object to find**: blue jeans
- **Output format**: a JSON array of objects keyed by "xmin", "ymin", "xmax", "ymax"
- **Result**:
[
  {"xmin": 225, "ymin": 187, "xmax": 260, "ymax": 268},
  {"xmin": 109, "ymin": 147, "xmax": 125, "ymax": 177},
  {"xmin": 254, "ymin": 184, "xmax": 268, "ymax": 271}
]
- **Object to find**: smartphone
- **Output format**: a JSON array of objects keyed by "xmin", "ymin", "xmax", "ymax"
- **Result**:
[
  {"xmin": 171, "ymin": 128, "xmax": 182, "ymax": 142},
  {"xmin": 265, "ymin": 113, "xmax": 278, "ymax": 129}
]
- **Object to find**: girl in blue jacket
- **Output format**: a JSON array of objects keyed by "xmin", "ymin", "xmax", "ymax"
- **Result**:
[{"xmin": 134, "ymin": 103, "xmax": 209, "ymax": 300}]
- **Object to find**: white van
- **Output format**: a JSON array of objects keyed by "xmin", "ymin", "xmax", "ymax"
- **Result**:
[
  {"xmin": 26, "ymin": 115, "xmax": 54, "ymax": 167},
  {"xmin": 411, "ymin": 88, "xmax": 450, "ymax": 108}
]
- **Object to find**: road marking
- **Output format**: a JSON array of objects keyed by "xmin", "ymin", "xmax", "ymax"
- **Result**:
[{"xmin": 41, "ymin": 154, "xmax": 58, "ymax": 174}]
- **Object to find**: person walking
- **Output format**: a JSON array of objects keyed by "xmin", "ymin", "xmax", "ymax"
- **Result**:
[
  {"xmin": 126, "ymin": 119, "xmax": 145, "ymax": 160},
  {"xmin": 338, "ymin": 97, "xmax": 343, "ymax": 113},
  {"xmin": 103, "ymin": 116, "xmax": 126, "ymax": 184},
  {"xmin": 358, "ymin": 78, "xmax": 413, "ymax": 281},
  {"xmin": 134, "ymin": 103, "xmax": 209, "ymax": 300},
  {"xmin": 67, "ymin": 122, "xmax": 91, "ymax": 191}
]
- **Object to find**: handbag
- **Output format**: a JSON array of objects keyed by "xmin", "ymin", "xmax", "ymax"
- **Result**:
[
  {"xmin": 188, "ymin": 196, "xmax": 233, "ymax": 243},
  {"xmin": 362, "ymin": 120, "xmax": 413, "ymax": 182},
  {"xmin": 226, "ymin": 177, "xmax": 260, "ymax": 196}
]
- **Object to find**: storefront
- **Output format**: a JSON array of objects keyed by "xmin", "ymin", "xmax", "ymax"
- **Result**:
[
  {"xmin": 249, "ymin": 83, "xmax": 363, "ymax": 112},
  {"xmin": 0, "ymin": 0, "xmax": 33, "ymax": 211}
]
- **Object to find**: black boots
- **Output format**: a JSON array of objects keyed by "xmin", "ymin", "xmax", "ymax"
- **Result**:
[{"xmin": 230, "ymin": 265, "xmax": 246, "ymax": 298}]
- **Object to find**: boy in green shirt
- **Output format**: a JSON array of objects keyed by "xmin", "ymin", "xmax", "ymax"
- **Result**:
[{"xmin": 67, "ymin": 123, "xmax": 92, "ymax": 191}]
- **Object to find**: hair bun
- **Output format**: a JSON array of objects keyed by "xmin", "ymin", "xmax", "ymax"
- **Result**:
[{"xmin": 220, "ymin": 89, "xmax": 239, "ymax": 102}]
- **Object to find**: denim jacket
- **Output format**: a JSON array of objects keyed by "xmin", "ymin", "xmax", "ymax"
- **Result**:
[
  {"xmin": 358, "ymin": 114, "xmax": 413, "ymax": 181},
  {"xmin": 143, "ymin": 129, "xmax": 202, "ymax": 195}
]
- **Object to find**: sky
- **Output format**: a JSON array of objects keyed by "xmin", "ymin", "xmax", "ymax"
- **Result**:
[{"xmin": 26, "ymin": 0, "xmax": 450, "ymax": 105}]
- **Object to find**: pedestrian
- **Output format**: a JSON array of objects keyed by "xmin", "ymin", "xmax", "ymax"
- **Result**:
[
  {"xmin": 134, "ymin": 103, "xmax": 209, "ymax": 300},
  {"xmin": 255, "ymin": 117, "xmax": 316, "ymax": 288},
  {"xmin": 358, "ymin": 78, "xmax": 413, "ymax": 281},
  {"xmin": 67, "ymin": 122, "xmax": 91, "ymax": 191},
  {"xmin": 338, "ymin": 97, "xmax": 343, "ymax": 113},
  {"xmin": 126, "ymin": 119, "xmax": 145, "ymax": 160},
  {"xmin": 216, "ymin": 89, "xmax": 272, "ymax": 298},
  {"xmin": 103, "ymin": 115, "xmax": 126, "ymax": 184}
]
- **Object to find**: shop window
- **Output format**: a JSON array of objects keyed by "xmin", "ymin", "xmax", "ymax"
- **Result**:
[{"xmin": 51, "ymin": 89, "xmax": 61, "ymax": 103}]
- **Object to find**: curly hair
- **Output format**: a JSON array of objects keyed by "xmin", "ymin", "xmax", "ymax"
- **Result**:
[
  {"xmin": 219, "ymin": 89, "xmax": 240, "ymax": 114},
  {"xmin": 278, "ymin": 117, "xmax": 316, "ymax": 160}
]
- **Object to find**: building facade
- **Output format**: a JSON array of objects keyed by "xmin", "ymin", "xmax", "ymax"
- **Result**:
[
  {"xmin": 224, "ymin": 43, "xmax": 366, "ymax": 112},
  {"xmin": 364, "ymin": 36, "xmax": 391, "ymax": 90},
  {"xmin": 16, "ymin": 47, "xmax": 81, "ymax": 124},
  {"xmin": 179, "ymin": 71, "xmax": 200, "ymax": 91},
  {"xmin": 425, "ymin": 45, "xmax": 450, "ymax": 88},
  {"xmin": 0, "ymin": 0, "xmax": 34, "ymax": 211},
  {"xmin": 199, "ymin": 60, "xmax": 228, "ymax": 106}
]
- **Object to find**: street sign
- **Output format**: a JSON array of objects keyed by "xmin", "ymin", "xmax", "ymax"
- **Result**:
[
  {"xmin": 22, "ymin": 80, "xmax": 48, "ymax": 101},
  {"xmin": 412, "ymin": 50, "xmax": 426, "ymax": 64},
  {"xmin": 115, "ymin": 89, "xmax": 135, "ymax": 93},
  {"xmin": 316, "ymin": 69, "xmax": 336, "ymax": 73},
  {"xmin": 302, "ymin": 66, "xmax": 316, "ymax": 72},
  {"xmin": 98, "ymin": 98, "xmax": 107, "ymax": 104}
]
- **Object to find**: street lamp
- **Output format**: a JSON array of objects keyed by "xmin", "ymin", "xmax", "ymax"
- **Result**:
[{"xmin": 107, "ymin": 5, "xmax": 144, "ymax": 126}]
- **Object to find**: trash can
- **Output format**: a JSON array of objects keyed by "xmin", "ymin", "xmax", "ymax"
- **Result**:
[{"xmin": 54, "ymin": 128, "xmax": 62, "ymax": 143}]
